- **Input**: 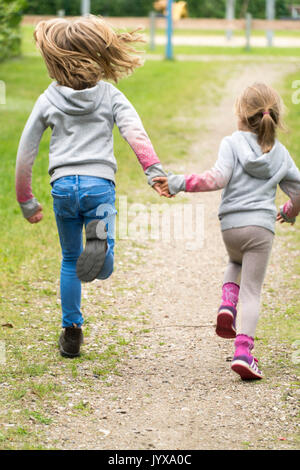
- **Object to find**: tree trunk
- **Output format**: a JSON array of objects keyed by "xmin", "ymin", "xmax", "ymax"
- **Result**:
[{"xmin": 240, "ymin": 0, "xmax": 251, "ymax": 18}]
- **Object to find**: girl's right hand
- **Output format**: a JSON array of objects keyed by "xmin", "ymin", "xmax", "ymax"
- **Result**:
[{"xmin": 27, "ymin": 204, "xmax": 43, "ymax": 224}]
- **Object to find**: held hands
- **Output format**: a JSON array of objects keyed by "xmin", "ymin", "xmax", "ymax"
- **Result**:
[
  {"xmin": 27, "ymin": 204, "xmax": 43, "ymax": 224},
  {"xmin": 153, "ymin": 177, "xmax": 173, "ymax": 198},
  {"xmin": 276, "ymin": 212, "xmax": 289, "ymax": 224}
]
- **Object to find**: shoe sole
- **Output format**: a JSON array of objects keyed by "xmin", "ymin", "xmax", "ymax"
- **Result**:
[
  {"xmin": 76, "ymin": 220, "xmax": 107, "ymax": 283},
  {"xmin": 59, "ymin": 347, "xmax": 81, "ymax": 358},
  {"xmin": 231, "ymin": 359, "xmax": 263, "ymax": 380},
  {"xmin": 216, "ymin": 310, "xmax": 236, "ymax": 339}
]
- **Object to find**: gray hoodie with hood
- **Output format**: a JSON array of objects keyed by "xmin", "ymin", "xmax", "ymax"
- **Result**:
[
  {"xmin": 168, "ymin": 131, "xmax": 300, "ymax": 234},
  {"xmin": 16, "ymin": 81, "xmax": 166, "ymax": 218}
]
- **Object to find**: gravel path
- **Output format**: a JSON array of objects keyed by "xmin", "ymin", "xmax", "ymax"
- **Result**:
[{"xmin": 46, "ymin": 62, "xmax": 299, "ymax": 450}]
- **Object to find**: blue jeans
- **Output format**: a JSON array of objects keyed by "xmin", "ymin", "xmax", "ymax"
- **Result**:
[{"xmin": 51, "ymin": 176, "xmax": 117, "ymax": 328}]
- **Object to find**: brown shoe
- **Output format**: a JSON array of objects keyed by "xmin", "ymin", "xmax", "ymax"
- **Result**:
[{"xmin": 59, "ymin": 324, "xmax": 84, "ymax": 358}]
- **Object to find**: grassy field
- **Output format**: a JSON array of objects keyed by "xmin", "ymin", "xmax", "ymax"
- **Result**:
[
  {"xmin": 0, "ymin": 24, "xmax": 299, "ymax": 449},
  {"xmin": 148, "ymin": 45, "xmax": 300, "ymax": 57},
  {"xmin": 148, "ymin": 28, "xmax": 300, "ymax": 37}
]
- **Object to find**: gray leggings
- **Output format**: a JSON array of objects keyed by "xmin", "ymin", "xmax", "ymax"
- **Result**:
[{"xmin": 222, "ymin": 226, "xmax": 274, "ymax": 338}]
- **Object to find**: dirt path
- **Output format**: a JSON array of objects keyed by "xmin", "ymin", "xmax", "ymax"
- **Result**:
[{"xmin": 46, "ymin": 63, "xmax": 299, "ymax": 450}]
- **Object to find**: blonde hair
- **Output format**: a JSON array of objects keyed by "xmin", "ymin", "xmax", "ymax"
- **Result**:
[
  {"xmin": 34, "ymin": 15, "xmax": 145, "ymax": 90},
  {"xmin": 235, "ymin": 82, "xmax": 285, "ymax": 153}
]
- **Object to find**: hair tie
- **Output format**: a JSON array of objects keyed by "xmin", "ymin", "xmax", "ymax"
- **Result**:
[{"xmin": 263, "ymin": 111, "xmax": 270, "ymax": 115}]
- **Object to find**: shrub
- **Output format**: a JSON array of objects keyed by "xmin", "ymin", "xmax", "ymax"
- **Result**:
[{"xmin": 0, "ymin": 0, "xmax": 26, "ymax": 62}]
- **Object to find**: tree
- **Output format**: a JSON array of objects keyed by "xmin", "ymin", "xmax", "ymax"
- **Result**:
[
  {"xmin": 0, "ymin": 0, "xmax": 26, "ymax": 62},
  {"xmin": 187, "ymin": 0, "xmax": 226, "ymax": 18},
  {"xmin": 236, "ymin": 0, "xmax": 289, "ymax": 19},
  {"xmin": 23, "ymin": 0, "xmax": 292, "ymax": 19}
]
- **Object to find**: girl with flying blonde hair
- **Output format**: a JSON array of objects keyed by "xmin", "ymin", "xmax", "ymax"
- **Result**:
[
  {"xmin": 154, "ymin": 82, "xmax": 300, "ymax": 380},
  {"xmin": 15, "ymin": 15, "xmax": 168, "ymax": 358}
]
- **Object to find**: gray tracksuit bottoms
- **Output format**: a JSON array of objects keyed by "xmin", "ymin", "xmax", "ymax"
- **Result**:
[{"xmin": 222, "ymin": 226, "xmax": 274, "ymax": 338}]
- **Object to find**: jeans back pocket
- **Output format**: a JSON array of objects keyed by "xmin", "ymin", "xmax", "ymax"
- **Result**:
[
  {"xmin": 51, "ymin": 189, "xmax": 77, "ymax": 218},
  {"xmin": 80, "ymin": 187, "xmax": 117, "ymax": 239}
]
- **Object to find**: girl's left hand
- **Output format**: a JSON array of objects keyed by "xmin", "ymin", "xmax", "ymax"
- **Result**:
[{"xmin": 27, "ymin": 204, "xmax": 43, "ymax": 224}]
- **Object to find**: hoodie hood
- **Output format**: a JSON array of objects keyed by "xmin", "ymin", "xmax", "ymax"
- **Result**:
[
  {"xmin": 232, "ymin": 131, "xmax": 286, "ymax": 179},
  {"xmin": 44, "ymin": 81, "xmax": 105, "ymax": 115}
]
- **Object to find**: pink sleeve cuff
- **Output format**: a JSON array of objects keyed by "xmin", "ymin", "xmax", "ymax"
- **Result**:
[
  {"xmin": 283, "ymin": 200, "xmax": 293, "ymax": 218},
  {"xmin": 185, "ymin": 171, "xmax": 224, "ymax": 192},
  {"xmin": 127, "ymin": 139, "xmax": 160, "ymax": 171}
]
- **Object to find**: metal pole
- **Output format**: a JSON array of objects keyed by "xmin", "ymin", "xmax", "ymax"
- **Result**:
[
  {"xmin": 266, "ymin": 0, "xmax": 275, "ymax": 47},
  {"xmin": 81, "ymin": 0, "xmax": 91, "ymax": 16},
  {"xmin": 149, "ymin": 11, "xmax": 156, "ymax": 51},
  {"xmin": 245, "ymin": 13, "xmax": 252, "ymax": 51},
  {"xmin": 226, "ymin": 0, "xmax": 235, "ymax": 41},
  {"xmin": 166, "ymin": 0, "xmax": 174, "ymax": 60}
]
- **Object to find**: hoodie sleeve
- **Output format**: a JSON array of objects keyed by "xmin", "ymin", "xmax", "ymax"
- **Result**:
[
  {"xmin": 15, "ymin": 95, "xmax": 48, "ymax": 218},
  {"xmin": 110, "ymin": 85, "xmax": 167, "ymax": 186},
  {"xmin": 168, "ymin": 137, "xmax": 235, "ymax": 195},
  {"xmin": 279, "ymin": 151, "xmax": 300, "ymax": 220}
]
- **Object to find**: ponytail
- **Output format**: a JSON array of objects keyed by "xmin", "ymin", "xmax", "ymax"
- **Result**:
[
  {"xmin": 235, "ymin": 83, "xmax": 284, "ymax": 154},
  {"xmin": 258, "ymin": 111, "xmax": 276, "ymax": 154}
]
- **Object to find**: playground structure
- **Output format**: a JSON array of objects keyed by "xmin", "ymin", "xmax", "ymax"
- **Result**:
[
  {"xmin": 148, "ymin": 0, "xmax": 279, "ymax": 58},
  {"xmin": 151, "ymin": 0, "xmax": 188, "ymax": 59},
  {"xmin": 153, "ymin": 0, "xmax": 188, "ymax": 21},
  {"xmin": 226, "ymin": 0, "xmax": 276, "ymax": 46}
]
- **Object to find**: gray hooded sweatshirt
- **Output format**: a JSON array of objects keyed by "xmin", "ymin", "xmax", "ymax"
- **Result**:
[
  {"xmin": 16, "ymin": 81, "xmax": 166, "ymax": 218},
  {"xmin": 168, "ymin": 131, "xmax": 300, "ymax": 233}
]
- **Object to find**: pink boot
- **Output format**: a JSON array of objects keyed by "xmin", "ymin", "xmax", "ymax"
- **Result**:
[
  {"xmin": 231, "ymin": 334, "xmax": 263, "ymax": 380},
  {"xmin": 216, "ymin": 282, "xmax": 239, "ymax": 339}
]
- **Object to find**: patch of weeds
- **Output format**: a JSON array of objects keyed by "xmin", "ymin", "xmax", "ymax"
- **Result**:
[
  {"xmin": 23, "ymin": 363, "xmax": 48, "ymax": 377},
  {"xmin": 24, "ymin": 409, "xmax": 52, "ymax": 425},
  {"xmin": 116, "ymin": 336, "xmax": 130, "ymax": 346},
  {"xmin": 68, "ymin": 362, "xmax": 78, "ymax": 378},
  {"xmin": 73, "ymin": 400, "xmax": 92, "ymax": 415},
  {"xmin": 29, "ymin": 382, "xmax": 62, "ymax": 399},
  {"xmin": 10, "ymin": 386, "xmax": 27, "ymax": 400}
]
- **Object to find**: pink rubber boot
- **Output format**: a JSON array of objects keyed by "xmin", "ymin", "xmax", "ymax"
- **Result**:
[
  {"xmin": 231, "ymin": 334, "xmax": 263, "ymax": 380},
  {"xmin": 216, "ymin": 282, "xmax": 239, "ymax": 339}
]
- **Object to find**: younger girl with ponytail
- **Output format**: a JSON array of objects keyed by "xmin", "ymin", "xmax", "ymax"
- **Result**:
[{"xmin": 154, "ymin": 82, "xmax": 300, "ymax": 380}]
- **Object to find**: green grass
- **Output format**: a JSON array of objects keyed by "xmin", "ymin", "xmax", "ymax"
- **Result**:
[
  {"xmin": 148, "ymin": 28, "xmax": 300, "ymax": 38},
  {"xmin": 148, "ymin": 44, "xmax": 300, "ymax": 57},
  {"xmin": 264, "ymin": 71, "xmax": 300, "ymax": 351}
]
